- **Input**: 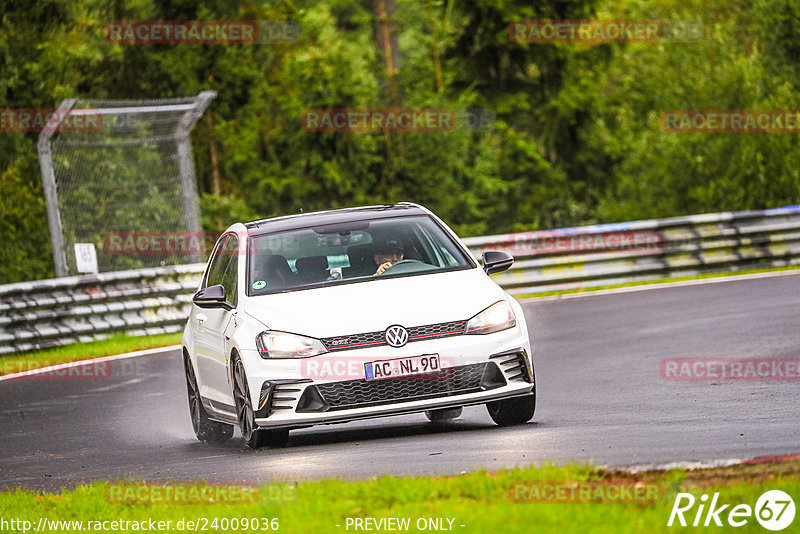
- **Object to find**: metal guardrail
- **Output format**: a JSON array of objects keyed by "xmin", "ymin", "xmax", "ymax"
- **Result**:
[
  {"xmin": 463, "ymin": 205, "xmax": 800, "ymax": 295},
  {"xmin": 2, "ymin": 205, "xmax": 800, "ymax": 354},
  {"xmin": 0, "ymin": 265, "xmax": 204, "ymax": 355}
]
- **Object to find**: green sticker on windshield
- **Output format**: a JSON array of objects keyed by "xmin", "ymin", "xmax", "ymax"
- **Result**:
[{"xmin": 252, "ymin": 280, "xmax": 266, "ymax": 290}]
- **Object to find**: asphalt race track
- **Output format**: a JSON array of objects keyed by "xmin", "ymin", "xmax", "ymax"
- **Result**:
[{"xmin": 2, "ymin": 274, "xmax": 799, "ymax": 491}]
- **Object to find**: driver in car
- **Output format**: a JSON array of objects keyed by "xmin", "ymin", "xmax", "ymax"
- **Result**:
[{"xmin": 373, "ymin": 240, "xmax": 404, "ymax": 275}]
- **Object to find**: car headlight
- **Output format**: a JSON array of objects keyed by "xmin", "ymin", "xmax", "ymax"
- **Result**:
[
  {"xmin": 465, "ymin": 301, "xmax": 516, "ymax": 335},
  {"xmin": 256, "ymin": 331, "xmax": 328, "ymax": 359}
]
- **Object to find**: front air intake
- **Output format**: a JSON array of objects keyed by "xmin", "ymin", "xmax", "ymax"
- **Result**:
[
  {"xmin": 296, "ymin": 385, "xmax": 330, "ymax": 413},
  {"xmin": 489, "ymin": 348, "xmax": 533, "ymax": 383},
  {"xmin": 255, "ymin": 379, "xmax": 311, "ymax": 418}
]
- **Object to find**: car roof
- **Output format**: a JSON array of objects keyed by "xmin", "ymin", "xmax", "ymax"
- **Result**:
[{"xmin": 244, "ymin": 203, "xmax": 429, "ymax": 236}]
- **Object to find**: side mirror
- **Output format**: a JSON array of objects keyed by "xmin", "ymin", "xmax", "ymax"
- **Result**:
[
  {"xmin": 193, "ymin": 284, "xmax": 233, "ymax": 310},
  {"xmin": 482, "ymin": 250, "xmax": 514, "ymax": 275}
]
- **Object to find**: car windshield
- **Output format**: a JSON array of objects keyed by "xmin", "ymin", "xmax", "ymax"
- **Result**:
[{"xmin": 247, "ymin": 215, "xmax": 473, "ymax": 295}]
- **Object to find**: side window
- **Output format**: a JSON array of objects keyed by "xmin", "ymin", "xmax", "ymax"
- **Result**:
[
  {"xmin": 218, "ymin": 236, "xmax": 238, "ymax": 306},
  {"xmin": 204, "ymin": 238, "xmax": 228, "ymax": 289},
  {"xmin": 205, "ymin": 235, "xmax": 238, "ymax": 306}
]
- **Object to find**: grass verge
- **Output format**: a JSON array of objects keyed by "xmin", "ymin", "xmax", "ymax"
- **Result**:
[
  {"xmin": 1, "ymin": 458, "xmax": 798, "ymax": 533},
  {"xmin": 519, "ymin": 265, "xmax": 800, "ymax": 299},
  {"xmin": 0, "ymin": 333, "xmax": 182, "ymax": 376}
]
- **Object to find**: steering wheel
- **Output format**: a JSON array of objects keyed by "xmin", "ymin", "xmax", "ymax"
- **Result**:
[
  {"xmin": 387, "ymin": 259, "xmax": 421, "ymax": 268},
  {"xmin": 378, "ymin": 259, "xmax": 425, "ymax": 275}
]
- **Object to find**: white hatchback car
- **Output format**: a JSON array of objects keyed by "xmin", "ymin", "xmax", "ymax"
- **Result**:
[{"xmin": 182, "ymin": 203, "xmax": 535, "ymax": 448}]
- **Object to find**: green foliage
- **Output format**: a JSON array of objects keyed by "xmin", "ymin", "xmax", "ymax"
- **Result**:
[
  {"xmin": 200, "ymin": 193, "xmax": 257, "ymax": 233},
  {"xmin": 586, "ymin": 0, "xmax": 800, "ymax": 221},
  {"xmin": 0, "ymin": 332, "xmax": 182, "ymax": 373},
  {"xmin": 0, "ymin": 166, "xmax": 53, "ymax": 282},
  {"xmin": 2, "ymin": 460, "xmax": 800, "ymax": 534},
  {"xmin": 2, "ymin": 0, "xmax": 800, "ymax": 283}
]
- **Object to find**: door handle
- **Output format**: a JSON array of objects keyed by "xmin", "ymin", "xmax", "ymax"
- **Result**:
[{"xmin": 196, "ymin": 313, "xmax": 207, "ymax": 325}]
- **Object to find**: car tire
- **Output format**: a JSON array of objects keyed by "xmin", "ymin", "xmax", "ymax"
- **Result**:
[
  {"xmin": 486, "ymin": 392, "xmax": 536, "ymax": 426},
  {"xmin": 232, "ymin": 352, "xmax": 290, "ymax": 449},
  {"xmin": 184, "ymin": 353, "xmax": 233, "ymax": 443},
  {"xmin": 241, "ymin": 427, "xmax": 290, "ymax": 449},
  {"xmin": 425, "ymin": 407, "xmax": 463, "ymax": 423}
]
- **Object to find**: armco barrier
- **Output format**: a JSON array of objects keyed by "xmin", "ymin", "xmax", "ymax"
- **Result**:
[
  {"xmin": 2, "ymin": 206, "xmax": 800, "ymax": 354},
  {"xmin": 0, "ymin": 265, "xmax": 204, "ymax": 355},
  {"xmin": 463, "ymin": 205, "xmax": 800, "ymax": 295}
]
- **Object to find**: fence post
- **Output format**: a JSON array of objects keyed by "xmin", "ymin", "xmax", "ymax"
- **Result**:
[
  {"xmin": 38, "ymin": 98, "xmax": 76, "ymax": 278},
  {"xmin": 176, "ymin": 91, "xmax": 216, "ymax": 265}
]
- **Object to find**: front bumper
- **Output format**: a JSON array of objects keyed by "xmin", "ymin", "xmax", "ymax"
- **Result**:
[
  {"xmin": 257, "ymin": 383, "xmax": 533, "ymax": 429},
  {"xmin": 233, "ymin": 326, "xmax": 534, "ymax": 429}
]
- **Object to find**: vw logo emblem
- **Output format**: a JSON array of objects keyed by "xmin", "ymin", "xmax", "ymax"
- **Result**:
[{"xmin": 385, "ymin": 325, "xmax": 409, "ymax": 348}]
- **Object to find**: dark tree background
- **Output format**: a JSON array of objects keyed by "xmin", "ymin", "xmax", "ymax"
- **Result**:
[{"xmin": 1, "ymin": 0, "xmax": 799, "ymax": 282}]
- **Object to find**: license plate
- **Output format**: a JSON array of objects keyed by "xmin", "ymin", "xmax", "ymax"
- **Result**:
[{"xmin": 364, "ymin": 354, "xmax": 441, "ymax": 381}]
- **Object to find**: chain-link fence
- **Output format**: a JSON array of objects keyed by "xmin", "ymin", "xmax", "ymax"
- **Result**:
[{"xmin": 38, "ymin": 92, "xmax": 215, "ymax": 277}]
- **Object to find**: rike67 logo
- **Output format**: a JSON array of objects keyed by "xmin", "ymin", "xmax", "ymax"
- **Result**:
[{"xmin": 668, "ymin": 490, "xmax": 795, "ymax": 530}]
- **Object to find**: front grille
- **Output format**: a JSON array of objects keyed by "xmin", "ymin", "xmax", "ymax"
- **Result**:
[
  {"xmin": 321, "ymin": 330, "xmax": 385, "ymax": 350},
  {"xmin": 408, "ymin": 321, "xmax": 468, "ymax": 340},
  {"xmin": 312, "ymin": 362, "xmax": 497, "ymax": 411},
  {"xmin": 321, "ymin": 320, "xmax": 468, "ymax": 351}
]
